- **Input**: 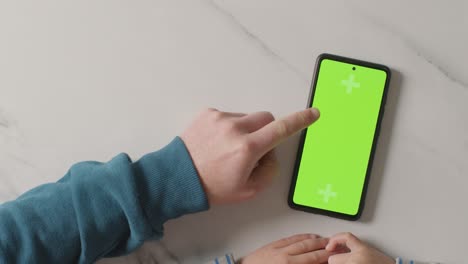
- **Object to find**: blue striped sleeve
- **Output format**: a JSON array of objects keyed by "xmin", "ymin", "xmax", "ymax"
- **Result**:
[
  {"xmin": 395, "ymin": 257, "xmax": 440, "ymax": 264},
  {"xmin": 206, "ymin": 253, "xmax": 236, "ymax": 264}
]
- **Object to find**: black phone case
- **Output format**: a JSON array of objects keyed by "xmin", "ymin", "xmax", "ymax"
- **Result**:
[{"xmin": 288, "ymin": 53, "xmax": 392, "ymax": 221}]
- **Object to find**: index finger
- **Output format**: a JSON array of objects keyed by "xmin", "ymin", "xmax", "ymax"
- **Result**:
[
  {"xmin": 326, "ymin": 232, "xmax": 364, "ymax": 252},
  {"xmin": 249, "ymin": 108, "xmax": 320, "ymax": 154}
]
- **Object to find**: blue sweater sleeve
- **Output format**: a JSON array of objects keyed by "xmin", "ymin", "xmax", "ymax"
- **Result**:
[{"xmin": 0, "ymin": 137, "xmax": 209, "ymax": 263}]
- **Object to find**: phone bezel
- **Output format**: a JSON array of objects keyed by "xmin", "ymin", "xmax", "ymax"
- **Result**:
[{"xmin": 288, "ymin": 53, "xmax": 392, "ymax": 221}]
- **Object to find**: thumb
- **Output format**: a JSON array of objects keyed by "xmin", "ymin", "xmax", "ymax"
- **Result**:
[{"xmin": 326, "ymin": 233, "xmax": 363, "ymax": 252}]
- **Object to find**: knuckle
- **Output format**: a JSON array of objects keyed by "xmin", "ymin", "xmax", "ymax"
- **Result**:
[
  {"xmin": 279, "ymin": 237, "xmax": 290, "ymax": 245},
  {"xmin": 288, "ymin": 234, "xmax": 309, "ymax": 242},
  {"xmin": 203, "ymin": 107, "xmax": 218, "ymax": 115},
  {"xmin": 200, "ymin": 108, "xmax": 220, "ymax": 120},
  {"xmin": 309, "ymin": 234, "xmax": 319, "ymax": 239},
  {"xmin": 240, "ymin": 139, "xmax": 257, "ymax": 155},
  {"xmin": 295, "ymin": 110, "xmax": 315, "ymax": 129},
  {"xmin": 223, "ymin": 120, "xmax": 241, "ymax": 133},
  {"xmin": 297, "ymin": 240, "xmax": 308, "ymax": 251},
  {"xmin": 297, "ymin": 111, "xmax": 308, "ymax": 125},
  {"xmin": 206, "ymin": 107, "xmax": 218, "ymax": 112},
  {"xmin": 211, "ymin": 110, "xmax": 224, "ymax": 121},
  {"xmin": 262, "ymin": 111, "xmax": 275, "ymax": 122},
  {"xmin": 275, "ymin": 119, "xmax": 289, "ymax": 138},
  {"xmin": 351, "ymin": 234, "xmax": 359, "ymax": 242},
  {"xmin": 301, "ymin": 110, "xmax": 315, "ymax": 124},
  {"xmin": 343, "ymin": 232, "xmax": 360, "ymax": 244}
]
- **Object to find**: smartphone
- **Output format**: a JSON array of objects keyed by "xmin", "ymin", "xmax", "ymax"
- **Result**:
[{"xmin": 288, "ymin": 53, "xmax": 391, "ymax": 220}]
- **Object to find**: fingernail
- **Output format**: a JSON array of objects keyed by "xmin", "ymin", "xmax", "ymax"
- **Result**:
[{"xmin": 310, "ymin": 107, "xmax": 320, "ymax": 118}]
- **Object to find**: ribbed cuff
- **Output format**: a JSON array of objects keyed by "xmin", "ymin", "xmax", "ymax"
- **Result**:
[{"xmin": 133, "ymin": 137, "xmax": 209, "ymax": 233}]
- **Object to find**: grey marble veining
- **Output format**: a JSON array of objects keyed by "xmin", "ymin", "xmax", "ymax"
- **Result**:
[
  {"xmin": 0, "ymin": 109, "xmax": 10, "ymax": 130},
  {"xmin": 355, "ymin": 10, "xmax": 468, "ymax": 90},
  {"xmin": 0, "ymin": 120, "xmax": 8, "ymax": 129},
  {"xmin": 207, "ymin": 0, "xmax": 309, "ymax": 82}
]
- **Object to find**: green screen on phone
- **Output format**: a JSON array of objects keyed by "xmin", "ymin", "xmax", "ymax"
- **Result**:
[{"xmin": 291, "ymin": 57, "xmax": 389, "ymax": 218}]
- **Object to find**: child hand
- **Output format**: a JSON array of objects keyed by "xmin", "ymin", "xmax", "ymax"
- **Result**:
[
  {"xmin": 239, "ymin": 233, "xmax": 333, "ymax": 264},
  {"xmin": 326, "ymin": 233, "xmax": 394, "ymax": 264}
]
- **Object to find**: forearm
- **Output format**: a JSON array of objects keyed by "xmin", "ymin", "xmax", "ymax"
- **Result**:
[{"xmin": 0, "ymin": 137, "xmax": 209, "ymax": 263}]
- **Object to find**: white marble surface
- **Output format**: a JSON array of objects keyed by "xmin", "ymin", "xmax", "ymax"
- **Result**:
[{"xmin": 1, "ymin": 0, "xmax": 467, "ymax": 263}]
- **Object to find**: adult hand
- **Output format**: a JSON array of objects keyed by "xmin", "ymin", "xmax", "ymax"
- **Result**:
[
  {"xmin": 180, "ymin": 107, "xmax": 320, "ymax": 205},
  {"xmin": 326, "ymin": 233, "xmax": 394, "ymax": 264},
  {"xmin": 240, "ymin": 233, "xmax": 332, "ymax": 264}
]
